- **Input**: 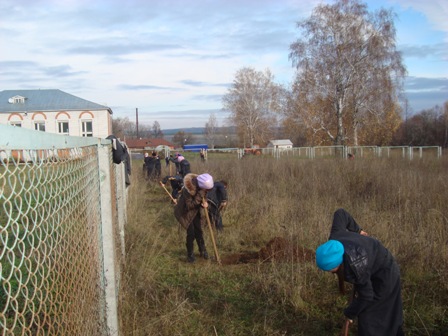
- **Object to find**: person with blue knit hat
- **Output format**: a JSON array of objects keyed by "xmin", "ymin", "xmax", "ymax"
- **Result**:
[
  {"xmin": 316, "ymin": 240, "xmax": 344, "ymax": 271},
  {"xmin": 316, "ymin": 208, "xmax": 404, "ymax": 336}
]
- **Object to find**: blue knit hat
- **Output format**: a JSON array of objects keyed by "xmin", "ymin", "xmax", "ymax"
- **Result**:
[{"xmin": 316, "ymin": 240, "xmax": 344, "ymax": 271}]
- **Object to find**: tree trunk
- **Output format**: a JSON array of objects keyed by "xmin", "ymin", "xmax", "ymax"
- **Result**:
[
  {"xmin": 335, "ymin": 98, "xmax": 344, "ymax": 145},
  {"xmin": 353, "ymin": 121, "xmax": 359, "ymax": 146}
]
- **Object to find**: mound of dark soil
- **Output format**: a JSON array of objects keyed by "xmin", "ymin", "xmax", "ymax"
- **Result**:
[{"xmin": 221, "ymin": 237, "xmax": 315, "ymax": 265}]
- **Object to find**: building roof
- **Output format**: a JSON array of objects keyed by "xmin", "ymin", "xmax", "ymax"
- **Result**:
[
  {"xmin": 268, "ymin": 139, "xmax": 293, "ymax": 146},
  {"xmin": 125, "ymin": 138, "xmax": 175, "ymax": 149},
  {"xmin": 0, "ymin": 89, "xmax": 112, "ymax": 113}
]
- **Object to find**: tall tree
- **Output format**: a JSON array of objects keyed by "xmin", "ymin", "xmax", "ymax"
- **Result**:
[
  {"xmin": 112, "ymin": 117, "xmax": 136, "ymax": 139},
  {"xmin": 172, "ymin": 131, "xmax": 194, "ymax": 147},
  {"xmin": 288, "ymin": 0, "xmax": 406, "ymax": 145},
  {"xmin": 222, "ymin": 67, "xmax": 283, "ymax": 147},
  {"xmin": 393, "ymin": 102, "xmax": 448, "ymax": 146},
  {"xmin": 204, "ymin": 113, "xmax": 218, "ymax": 149},
  {"xmin": 151, "ymin": 121, "xmax": 164, "ymax": 138}
]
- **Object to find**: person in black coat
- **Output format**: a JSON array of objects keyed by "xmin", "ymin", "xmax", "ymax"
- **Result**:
[
  {"xmin": 169, "ymin": 154, "xmax": 181, "ymax": 174},
  {"xmin": 178, "ymin": 155, "xmax": 191, "ymax": 178},
  {"xmin": 161, "ymin": 175, "xmax": 184, "ymax": 201},
  {"xmin": 316, "ymin": 208, "xmax": 404, "ymax": 336},
  {"xmin": 145, "ymin": 152, "xmax": 157, "ymax": 180},
  {"xmin": 207, "ymin": 180, "xmax": 228, "ymax": 231},
  {"xmin": 144, "ymin": 153, "xmax": 154, "ymax": 180},
  {"xmin": 153, "ymin": 152, "xmax": 161, "ymax": 179}
]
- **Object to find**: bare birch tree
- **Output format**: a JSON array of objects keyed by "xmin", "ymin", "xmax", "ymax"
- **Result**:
[
  {"xmin": 112, "ymin": 117, "xmax": 136, "ymax": 138},
  {"xmin": 222, "ymin": 67, "xmax": 283, "ymax": 147},
  {"xmin": 288, "ymin": 0, "xmax": 406, "ymax": 145},
  {"xmin": 204, "ymin": 113, "xmax": 218, "ymax": 149}
]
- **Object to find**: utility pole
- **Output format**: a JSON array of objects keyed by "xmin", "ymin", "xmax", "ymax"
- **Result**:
[{"xmin": 136, "ymin": 108, "xmax": 139, "ymax": 139}]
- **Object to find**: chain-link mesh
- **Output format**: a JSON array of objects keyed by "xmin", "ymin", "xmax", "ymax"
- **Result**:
[{"xmin": 1, "ymin": 146, "xmax": 110, "ymax": 335}]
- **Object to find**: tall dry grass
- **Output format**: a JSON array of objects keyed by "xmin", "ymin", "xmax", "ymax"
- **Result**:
[{"xmin": 121, "ymin": 153, "xmax": 448, "ymax": 335}]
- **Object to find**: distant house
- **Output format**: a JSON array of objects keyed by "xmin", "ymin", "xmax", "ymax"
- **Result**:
[
  {"xmin": 0, "ymin": 89, "xmax": 112, "ymax": 138},
  {"xmin": 267, "ymin": 139, "xmax": 293, "ymax": 149},
  {"xmin": 125, "ymin": 138, "xmax": 175, "ymax": 150}
]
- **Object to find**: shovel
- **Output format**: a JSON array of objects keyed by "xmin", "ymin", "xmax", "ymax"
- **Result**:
[
  {"xmin": 159, "ymin": 181, "xmax": 177, "ymax": 204},
  {"xmin": 203, "ymin": 197, "xmax": 221, "ymax": 265}
]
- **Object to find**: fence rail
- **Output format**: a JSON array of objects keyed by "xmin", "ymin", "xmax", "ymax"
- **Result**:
[
  {"xmin": 0, "ymin": 125, "xmax": 126, "ymax": 336},
  {"xmin": 205, "ymin": 145, "xmax": 443, "ymax": 159}
]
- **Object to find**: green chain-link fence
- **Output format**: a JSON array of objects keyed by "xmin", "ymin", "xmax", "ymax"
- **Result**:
[{"xmin": 1, "ymin": 125, "xmax": 126, "ymax": 336}]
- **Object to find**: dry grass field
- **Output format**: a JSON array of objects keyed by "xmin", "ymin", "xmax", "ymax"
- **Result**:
[{"xmin": 121, "ymin": 152, "xmax": 448, "ymax": 335}]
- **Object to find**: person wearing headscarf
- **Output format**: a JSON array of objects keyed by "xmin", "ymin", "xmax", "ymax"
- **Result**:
[
  {"xmin": 177, "ymin": 155, "xmax": 191, "ymax": 178},
  {"xmin": 174, "ymin": 173, "xmax": 214, "ymax": 263},
  {"xmin": 144, "ymin": 152, "xmax": 155, "ymax": 180},
  {"xmin": 316, "ymin": 209, "xmax": 404, "ymax": 336},
  {"xmin": 143, "ymin": 153, "xmax": 149, "ymax": 175},
  {"xmin": 144, "ymin": 151, "xmax": 157, "ymax": 180}
]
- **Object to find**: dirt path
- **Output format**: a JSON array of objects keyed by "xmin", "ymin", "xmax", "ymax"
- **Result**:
[{"xmin": 221, "ymin": 236, "xmax": 315, "ymax": 265}]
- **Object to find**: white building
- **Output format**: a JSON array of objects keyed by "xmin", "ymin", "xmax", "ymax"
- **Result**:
[
  {"xmin": 267, "ymin": 139, "xmax": 293, "ymax": 149},
  {"xmin": 0, "ymin": 89, "xmax": 113, "ymax": 138}
]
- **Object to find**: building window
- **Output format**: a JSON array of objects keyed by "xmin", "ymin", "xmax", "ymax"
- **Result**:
[
  {"xmin": 10, "ymin": 122, "xmax": 22, "ymax": 127},
  {"xmin": 58, "ymin": 121, "xmax": 69, "ymax": 135},
  {"xmin": 81, "ymin": 120, "xmax": 93, "ymax": 137},
  {"xmin": 8, "ymin": 96, "xmax": 26, "ymax": 104},
  {"xmin": 34, "ymin": 122, "xmax": 46, "ymax": 132}
]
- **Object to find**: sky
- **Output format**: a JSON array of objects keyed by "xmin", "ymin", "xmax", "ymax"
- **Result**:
[{"xmin": 0, "ymin": 0, "xmax": 447, "ymax": 130}]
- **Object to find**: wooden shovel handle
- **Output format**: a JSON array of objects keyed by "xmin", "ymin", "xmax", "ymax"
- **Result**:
[{"xmin": 203, "ymin": 197, "xmax": 221, "ymax": 265}]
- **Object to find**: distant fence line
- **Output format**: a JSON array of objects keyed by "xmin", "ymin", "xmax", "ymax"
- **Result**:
[
  {"xmin": 0, "ymin": 125, "xmax": 127, "ymax": 336},
  {"xmin": 204, "ymin": 145, "xmax": 443, "ymax": 160}
]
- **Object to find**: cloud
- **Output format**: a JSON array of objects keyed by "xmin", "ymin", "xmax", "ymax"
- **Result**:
[
  {"xmin": 65, "ymin": 41, "xmax": 184, "ymax": 56},
  {"xmin": 392, "ymin": 0, "xmax": 448, "ymax": 34},
  {"xmin": 404, "ymin": 76, "xmax": 448, "ymax": 111},
  {"xmin": 42, "ymin": 65, "xmax": 87, "ymax": 77},
  {"xmin": 191, "ymin": 94, "xmax": 224, "ymax": 103},
  {"xmin": 400, "ymin": 42, "xmax": 448, "ymax": 59},
  {"xmin": 0, "ymin": 60, "xmax": 38, "ymax": 68},
  {"xmin": 118, "ymin": 84, "xmax": 183, "ymax": 91},
  {"xmin": 405, "ymin": 76, "xmax": 448, "ymax": 91},
  {"xmin": 114, "ymin": 107, "xmax": 230, "ymax": 129},
  {"xmin": 179, "ymin": 80, "xmax": 229, "ymax": 88}
]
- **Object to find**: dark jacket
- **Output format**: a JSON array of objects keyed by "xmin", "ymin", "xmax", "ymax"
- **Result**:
[
  {"xmin": 169, "ymin": 156, "xmax": 181, "ymax": 173},
  {"xmin": 207, "ymin": 181, "xmax": 227, "ymax": 208},
  {"xmin": 145, "ymin": 156, "xmax": 156, "ymax": 169},
  {"xmin": 162, "ymin": 175, "xmax": 183, "ymax": 198},
  {"xmin": 154, "ymin": 156, "xmax": 161, "ymax": 175},
  {"xmin": 174, "ymin": 173, "xmax": 206, "ymax": 229},
  {"xmin": 162, "ymin": 175, "xmax": 183, "ymax": 189},
  {"xmin": 179, "ymin": 159, "xmax": 191, "ymax": 177},
  {"xmin": 329, "ymin": 209, "xmax": 403, "ymax": 336}
]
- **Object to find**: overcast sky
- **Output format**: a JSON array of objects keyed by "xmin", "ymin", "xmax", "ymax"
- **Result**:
[{"xmin": 1, "ymin": 0, "xmax": 447, "ymax": 129}]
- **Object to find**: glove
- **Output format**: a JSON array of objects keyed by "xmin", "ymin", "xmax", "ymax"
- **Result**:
[{"xmin": 219, "ymin": 201, "xmax": 227, "ymax": 212}]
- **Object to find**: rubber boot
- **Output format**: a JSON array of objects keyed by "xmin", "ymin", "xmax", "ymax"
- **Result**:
[
  {"xmin": 199, "ymin": 243, "xmax": 209, "ymax": 260},
  {"xmin": 186, "ymin": 241, "xmax": 195, "ymax": 263},
  {"xmin": 187, "ymin": 254, "xmax": 195, "ymax": 263}
]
